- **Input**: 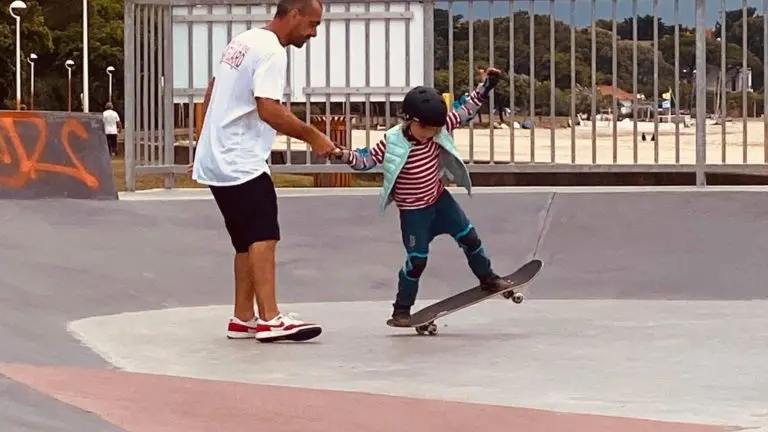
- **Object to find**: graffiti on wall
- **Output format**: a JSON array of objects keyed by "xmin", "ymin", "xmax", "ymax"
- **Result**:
[{"xmin": 0, "ymin": 114, "xmax": 101, "ymax": 190}]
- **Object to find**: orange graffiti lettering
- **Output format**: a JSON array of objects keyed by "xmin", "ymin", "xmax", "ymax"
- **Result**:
[{"xmin": 0, "ymin": 113, "xmax": 100, "ymax": 190}]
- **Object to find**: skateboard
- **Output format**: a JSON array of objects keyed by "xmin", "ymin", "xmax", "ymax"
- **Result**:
[{"xmin": 404, "ymin": 258, "xmax": 543, "ymax": 336}]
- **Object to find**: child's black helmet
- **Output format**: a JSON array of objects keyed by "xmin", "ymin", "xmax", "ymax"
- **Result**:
[{"xmin": 401, "ymin": 86, "xmax": 447, "ymax": 127}]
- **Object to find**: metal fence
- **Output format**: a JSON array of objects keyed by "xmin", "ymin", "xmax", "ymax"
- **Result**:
[{"xmin": 123, "ymin": 0, "xmax": 768, "ymax": 190}]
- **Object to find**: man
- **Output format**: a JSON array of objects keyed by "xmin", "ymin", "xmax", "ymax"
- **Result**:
[
  {"xmin": 192, "ymin": 0, "xmax": 335, "ymax": 343},
  {"xmin": 102, "ymin": 102, "xmax": 121, "ymax": 156}
]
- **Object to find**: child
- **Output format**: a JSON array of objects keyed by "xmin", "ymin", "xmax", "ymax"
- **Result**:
[{"xmin": 333, "ymin": 68, "xmax": 511, "ymax": 327}]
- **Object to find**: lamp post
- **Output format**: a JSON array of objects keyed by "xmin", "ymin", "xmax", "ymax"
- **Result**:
[
  {"xmin": 82, "ymin": 0, "xmax": 89, "ymax": 112},
  {"xmin": 65, "ymin": 60, "xmax": 75, "ymax": 112},
  {"xmin": 9, "ymin": 0, "xmax": 27, "ymax": 111},
  {"xmin": 106, "ymin": 66, "xmax": 115, "ymax": 102},
  {"xmin": 27, "ymin": 53, "xmax": 36, "ymax": 110}
]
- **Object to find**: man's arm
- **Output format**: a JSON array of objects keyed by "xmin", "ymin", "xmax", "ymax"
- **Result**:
[
  {"xmin": 252, "ymin": 50, "xmax": 333, "ymax": 153},
  {"xmin": 445, "ymin": 69, "xmax": 501, "ymax": 133},
  {"xmin": 201, "ymin": 77, "xmax": 215, "ymax": 127},
  {"xmin": 256, "ymin": 98, "xmax": 327, "ymax": 144}
]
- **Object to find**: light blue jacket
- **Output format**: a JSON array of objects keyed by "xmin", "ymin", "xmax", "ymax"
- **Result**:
[{"xmin": 343, "ymin": 80, "xmax": 493, "ymax": 215}]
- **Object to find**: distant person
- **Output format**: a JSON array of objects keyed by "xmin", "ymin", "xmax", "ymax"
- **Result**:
[
  {"xmin": 102, "ymin": 102, "xmax": 121, "ymax": 156},
  {"xmin": 192, "ymin": 0, "xmax": 336, "ymax": 342}
]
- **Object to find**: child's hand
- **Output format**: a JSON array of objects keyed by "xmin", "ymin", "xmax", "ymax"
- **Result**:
[{"xmin": 330, "ymin": 147, "xmax": 347, "ymax": 161}]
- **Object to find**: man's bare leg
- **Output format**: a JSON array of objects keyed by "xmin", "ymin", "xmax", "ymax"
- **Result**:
[
  {"xmin": 248, "ymin": 239, "xmax": 280, "ymax": 321},
  {"xmin": 233, "ymin": 252, "xmax": 256, "ymax": 321}
]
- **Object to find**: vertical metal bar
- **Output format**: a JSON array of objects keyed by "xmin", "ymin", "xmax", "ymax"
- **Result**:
[
  {"xmin": 384, "ymin": 2, "xmax": 391, "ymax": 130},
  {"xmin": 721, "ymin": 0, "xmax": 726, "ymax": 163},
  {"xmin": 364, "ymin": 1, "xmax": 371, "ymax": 148},
  {"xmin": 364, "ymin": 2, "xmax": 371, "ymax": 148},
  {"xmin": 344, "ymin": 2, "xmax": 351, "ymax": 154},
  {"xmin": 674, "ymin": 0, "xmax": 680, "ymax": 164},
  {"xmin": 448, "ymin": 2, "xmax": 454, "ymax": 108},
  {"xmin": 324, "ymin": 2, "xmax": 331, "ymax": 164},
  {"xmin": 157, "ymin": 6, "xmax": 165, "ymax": 168},
  {"xmin": 570, "ymin": 0, "xmax": 575, "ymax": 164},
  {"xmin": 529, "ymin": 0, "xmax": 535, "ymax": 161},
  {"xmin": 205, "ymin": 4, "xmax": 213, "ymax": 166},
  {"xmin": 163, "ymin": 5, "xmax": 175, "ymax": 188},
  {"xmin": 509, "ymin": 0, "xmax": 515, "ymax": 163},
  {"xmin": 611, "ymin": 0, "xmax": 617, "ymax": 164},
  {"xmin": 285, "ymin": 7, "xmax": 292, "ymax": 164},
  {"xmin": 149, "ymin": 6, "xmax": 156, "ymax": 166},
  {"xmin": 742, "ymin": 0, "xmax": 748, "ymax": 164},
  {"xmin": 549, "ymin": 0, "xmax": 555, "ymax": 163},
  {"xmin": 423, "ymin": 0, "xmax": 435, "ymax": 87},
  {"xmin": 124, "ymin": 0, "xmax": 136, "ymax": 191},
  {"xmin": 489, "ymin": 0, "xmax": 495, "ymax": 163},
  {"xmin": 304, "ymin": 5, "xmax": 311, "ymax": 163},
  {"xmin": 142, "ymin": 6, "xmax": 149, "ymax": 166},
  {"xmin": 186, "ymin": 6, "xmax": 194, "ymax": 171},
  {"xmin": 695, "ymin": 0, "xmax": 707, "ymax": 186},
  {"xmin": 632, "ymin": 0, "xmax": 638, "ymax": 164},
  {"xmin": 590, "ymin": 0, "xmax": 596, "ymax": 164},
  {"xmin": 764, "ymin": 0, "xmax": 768, "ymax": 163},
  {"xmin": 653, "ymin": 0, "xmax": 659, "ymax": 163},
  {"xmin": 468, "ymin": 0, "xmax": 475, "ymax": 162}
]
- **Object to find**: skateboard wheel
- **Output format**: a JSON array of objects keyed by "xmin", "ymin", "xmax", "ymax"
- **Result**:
[
  {"xmin": 502, "ymin": 291, "xmax": 513, "ymax": 299},
  {"xmin": 427, "ymin": 323, "xmax": 438, "ymax": 335},
  {"xmin": 512, "ymin": 292, "xmax": 524, "ymax": 304}
]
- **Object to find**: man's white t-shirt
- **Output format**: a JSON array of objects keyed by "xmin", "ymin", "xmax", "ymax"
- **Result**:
[
  {"xmin": 192, "ymin": 28, "xmax": 287, "ymax": 186},
  {"xmin": 103, "ymin": 109, "xmax": 120, "ymax": 135}
]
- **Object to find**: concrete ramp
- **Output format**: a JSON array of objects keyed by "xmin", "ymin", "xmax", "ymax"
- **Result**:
[{"xmin": 0, "ymin": 111, "xmax": 117, "ymax": 199}]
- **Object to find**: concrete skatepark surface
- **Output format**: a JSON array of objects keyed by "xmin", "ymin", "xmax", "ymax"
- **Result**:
[{"xmin": 1, "ymin": 187, "xmax": 767, "ymax": 431}]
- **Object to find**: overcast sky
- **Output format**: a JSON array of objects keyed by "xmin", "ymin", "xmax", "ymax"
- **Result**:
[{"xmin": 439, "ymin": 0, "xmax": 765, "ymax": 27}]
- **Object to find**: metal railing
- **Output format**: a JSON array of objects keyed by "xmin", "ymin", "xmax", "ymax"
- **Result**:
[{"xmin": 123, "ymin": 0, "xmax": 768, "ymax": 190}]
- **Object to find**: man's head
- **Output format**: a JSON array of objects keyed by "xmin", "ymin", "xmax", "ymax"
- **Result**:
[
  {"xmin": 105, "ymin": 102, "xmax": 113, "ymax": 110},
  {"xmin": 270, "ymin": 0, "xmax": 323, "ymax": 48}
]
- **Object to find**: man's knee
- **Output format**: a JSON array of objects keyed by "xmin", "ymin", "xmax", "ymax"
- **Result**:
[
  {"xmin": 403, "ymin": 253, "xmax": 428, "ymax": 280},
  {"xmin": 456, "ymin": 226, "xmax": 482, "ymax": 254}
]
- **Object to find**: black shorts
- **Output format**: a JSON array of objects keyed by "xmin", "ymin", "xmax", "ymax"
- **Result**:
[{"xmin": 209, "ymin": 172, "xmax": 280, "ymax": 253}]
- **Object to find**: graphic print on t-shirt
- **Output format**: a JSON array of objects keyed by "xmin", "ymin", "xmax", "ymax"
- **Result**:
[{"xmin": 220, "ymin": 41, "xmax": 250, "ymax": 70}]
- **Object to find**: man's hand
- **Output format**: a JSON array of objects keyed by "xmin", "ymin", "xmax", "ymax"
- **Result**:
[{"xmin": 308, "ymin": 132, "xmax": 337, "ymax": 157}]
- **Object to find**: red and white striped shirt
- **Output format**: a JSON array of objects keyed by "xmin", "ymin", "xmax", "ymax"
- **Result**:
[{"xmin": 347, "ymin": 87, "xmax": 486, "ymax": 210}]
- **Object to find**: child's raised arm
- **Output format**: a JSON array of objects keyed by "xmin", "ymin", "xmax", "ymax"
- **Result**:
[{"xmin": 445, "ymin": 68, "xmax": 502, "ymax": 133}]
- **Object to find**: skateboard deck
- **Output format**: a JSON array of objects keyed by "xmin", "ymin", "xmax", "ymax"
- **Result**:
[{"xmin": 405, "ymin": 258, "xmax": 543, "ymax": 335}]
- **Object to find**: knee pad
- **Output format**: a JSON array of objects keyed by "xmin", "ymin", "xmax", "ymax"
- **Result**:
[
  {"xmin": 404, "ymin": 254, "xmax": 428, "ymax": 279},
  {"xmin": 457, "ymin": 227, "xmax": 482, "ymax": 253}
]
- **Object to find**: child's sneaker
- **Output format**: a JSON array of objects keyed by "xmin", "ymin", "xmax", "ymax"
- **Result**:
[
  {"xmin": 226, "ymin": 316, "xmax": 259, "ymax": 339},
  {"xmin": 479, "ymin": 273, "xmax": 513, "ymax": 293},
  {"xmin": 386, "ymin": 306, "xmax": 412, "ymax": 327},
  {"xmin": 254, "ymin": 312, "xmax": 322, "ymax": 342}
]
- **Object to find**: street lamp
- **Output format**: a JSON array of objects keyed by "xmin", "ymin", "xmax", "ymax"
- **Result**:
[
  {"xmin": 82, "ymin": 0, "xmax": 89, "ymax": 112},
  {"xmin": 106, "ymin": 66, "xmax": 115, "ymax": 102},
  {"xmin": 9, "ymin": 0, "xmax": 27, "ymax": 111},
  {"xmin": 65, "ymin": 60, "xmax": 75, "ymax": 112},
  {"xmin": 27, "ymin": 53, "xmax": 36, "ymax": 110}
]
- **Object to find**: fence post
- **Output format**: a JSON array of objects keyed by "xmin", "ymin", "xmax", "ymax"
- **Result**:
[
  {"xmin": 695, "ymin": 0, "xmax": 707, "ymax": 187},
  {"xmin": 311, "ymin": 115, "xmax": 352, "ymax": 187}
]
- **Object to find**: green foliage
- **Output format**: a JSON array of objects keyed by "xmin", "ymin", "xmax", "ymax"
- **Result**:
[
  {"xmin": 0, "ymin": 0, "xmax": 122, "ymax": 111},
  {"xmin": 0, "ymin": 2, "xmax": 764, "ymax": 118}
]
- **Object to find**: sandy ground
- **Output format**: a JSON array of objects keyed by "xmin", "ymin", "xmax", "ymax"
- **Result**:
[{"xmin": 270, "ymin": 118, "xmax": 768, "ymax": 165}]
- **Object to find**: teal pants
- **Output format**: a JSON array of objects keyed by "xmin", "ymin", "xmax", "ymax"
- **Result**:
[{"xmin": 395, "ymin": 189, "xmax": 493, "ymax": 309}]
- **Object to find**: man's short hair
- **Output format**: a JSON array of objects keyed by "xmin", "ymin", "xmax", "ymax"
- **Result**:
[{"xmin": 274, "ymin": 0, "xmax": 321, "ymax": 17}]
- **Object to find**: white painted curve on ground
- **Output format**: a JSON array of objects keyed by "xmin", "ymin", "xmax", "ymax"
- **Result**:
[{"xmin": 67, "ymin": 300, "xmax": 768, "ymax": 430}]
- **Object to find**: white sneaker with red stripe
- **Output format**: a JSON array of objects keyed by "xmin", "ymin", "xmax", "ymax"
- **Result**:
[
  {"xmin": 226, "ymin": 316, "xmax": 259, "ymax": 339},
  {"xmin": 255, "ymin": 312, "xmax": 322, "ymax": 342}
]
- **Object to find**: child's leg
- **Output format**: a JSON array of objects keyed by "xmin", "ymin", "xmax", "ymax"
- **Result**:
[
  {"xmin": 390, "ymin": 206, "xmax": 436, "ymax": 323},
  {"xmin": 431, "ymin": 190, "xmax": 494, "ymax": 280}
]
